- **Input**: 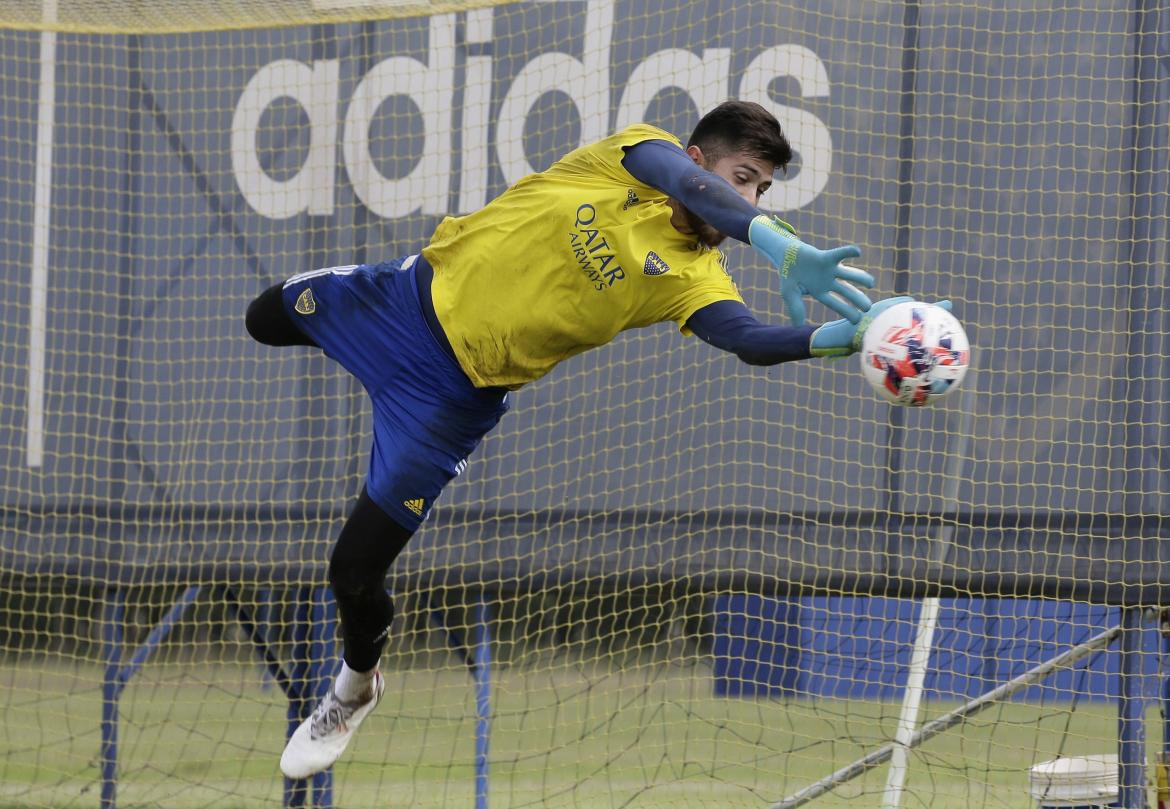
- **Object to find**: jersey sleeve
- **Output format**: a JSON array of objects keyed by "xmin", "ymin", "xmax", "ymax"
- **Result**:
[
  {"xmin": 660, "ymin": 254, "xmax": 745, "ymax": 336},
  {"xmin": 687, "ymin": 299, "xmax": 816, "ymax": 364},
  {"xmin": 621, "ymin": 139, "xmax": 758, "ymax": 243}
]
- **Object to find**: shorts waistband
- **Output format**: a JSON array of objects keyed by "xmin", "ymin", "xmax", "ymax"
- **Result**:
[
  {"xmin": 408, "ymin": 254, "xmax": 457, "ymax": 362},
  {"xmin": 408, "ymin": 254, "xmax": 508, "ymax": 397}
]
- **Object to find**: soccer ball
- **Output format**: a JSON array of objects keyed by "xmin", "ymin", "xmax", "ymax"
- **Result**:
[{"xmin": 859, "ymin": 301, "xmax": 970, "ymax": 407}]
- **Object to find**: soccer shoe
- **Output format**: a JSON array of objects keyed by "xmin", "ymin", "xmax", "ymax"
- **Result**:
[{"xmin": 280, "ymin": 671, "xmax": 386, "ymax": 779}]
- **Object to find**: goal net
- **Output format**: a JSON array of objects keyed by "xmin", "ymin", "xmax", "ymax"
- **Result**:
[{"xmin": 1, "ymin": 1, "xmax": 1166, "ymax": 808}]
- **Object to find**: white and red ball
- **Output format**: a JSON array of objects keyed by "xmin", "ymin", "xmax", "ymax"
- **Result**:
[{"xmin": 859, "ymin": 301, "xmax": 970, "ymax": 407}]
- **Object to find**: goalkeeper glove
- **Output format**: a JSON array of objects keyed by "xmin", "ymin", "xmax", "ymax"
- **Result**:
[
  {"xmin": 747, "ymin": 215, "xmax": 874, "ymax": 326},
  {"xmin": 809, "ymin": 297, "xmax": 953, "ymax": 358}
]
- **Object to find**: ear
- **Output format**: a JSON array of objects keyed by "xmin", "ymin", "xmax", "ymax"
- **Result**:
[{"xmin": 685, "ymin": 144, "xmax": 704, "ymax": 166}]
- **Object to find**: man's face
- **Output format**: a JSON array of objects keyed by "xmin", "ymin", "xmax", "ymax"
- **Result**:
[{"xmin": 677, "ymin": 145, "xmax": 776, "ymax": 248}]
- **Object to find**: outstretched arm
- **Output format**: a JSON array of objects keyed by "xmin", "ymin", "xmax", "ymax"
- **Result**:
[
  {"xmin": 687, "ymin": 300, "xmax": 816, "ymax": 365},
  {"xmin": 622, "ymin": 139, "xmax": 874, "ymax": 326},
  {"xmin": 622, "ymin": 139, "xmax": 760, "ymax": 242},
  {"xmin": 688, "ymin": 298, "xmax": 954, "ymax": 364}
]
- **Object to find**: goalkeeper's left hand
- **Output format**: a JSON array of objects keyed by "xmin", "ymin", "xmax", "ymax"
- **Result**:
[
  {"xmin": 747, "ymin": 215, "xmax": 875, "ymax": 326},
  {"xmin": 810, "ymin": 297, "xmax": 953, "ymax": 357}
]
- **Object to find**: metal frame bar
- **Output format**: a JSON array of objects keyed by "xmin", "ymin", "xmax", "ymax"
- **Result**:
[
  {"xmin": 770, "ymin": 624, "xmax": 1124, "ymax": 809},
  {"xmin": 284, "ymin": 586, "xmax": 338, "ymax": 809},
  {"xmin": 98, "ymin": 584, "xmax": 337, "ymax": 809},
  {"xmin": 427, "ymin": 593, "xmax": 494, "ymax": 808},
  {"xmin": 1118, "ymin": 607, "xmax": 1148, "ymax": 807},
  {"xmin": 223, "ymin": 587, "xmax": 294, "ymax": 695},
  {"xmin": 474, "ymin": 597, "xmax": 492, "ymax": 809},
  {"xmin": 100, "ymin": 585, "xmax": 201, "ymax": 809}
]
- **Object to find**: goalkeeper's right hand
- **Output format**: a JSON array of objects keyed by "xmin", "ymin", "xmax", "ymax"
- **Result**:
[
  {"xmin": 747, "ymin": 215, "xmax": 875, "ymax": 326},
  {"xmin": 809, "ymin": 297, "xmax": 953, "ymax": 358}
]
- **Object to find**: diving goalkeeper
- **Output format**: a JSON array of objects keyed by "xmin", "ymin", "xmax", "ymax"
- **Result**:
[{"xmin": 246, "ymin": 100, "xmax": 903, "ymax": 779}]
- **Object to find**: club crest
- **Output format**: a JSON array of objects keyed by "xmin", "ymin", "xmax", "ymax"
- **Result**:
[
  {"xmin": 643, "ymin": 251, "xmax": 670, "ymax": 276},
  {"xmin": 294, "ymin": 288, "xmax": 316, "ymax": 315}
]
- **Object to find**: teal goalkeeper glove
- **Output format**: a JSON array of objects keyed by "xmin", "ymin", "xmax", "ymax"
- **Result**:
[
  {"xmin": 810, "ymin": 297, "xmax": 953, "ymax": 358},
  {"xmin": 747, "ymin": 215, "xmax": 874, "ymax": 326}
]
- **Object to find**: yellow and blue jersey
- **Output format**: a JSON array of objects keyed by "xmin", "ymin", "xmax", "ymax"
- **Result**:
[{"xmin": 423, "ymin": 124, "xmax": 744, "ymax": 389}]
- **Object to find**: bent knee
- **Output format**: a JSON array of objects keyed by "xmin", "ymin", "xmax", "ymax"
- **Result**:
[{"xmin": 328, "ymin": 549, "xmax": 385, "ymax": 596}]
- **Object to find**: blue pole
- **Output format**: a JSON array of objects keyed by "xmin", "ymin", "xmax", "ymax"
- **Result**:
[
  {"xmin": 256, "ymin": 587, "xmax": 277, "ymax": 692},
  {"xmin": 1124, "ymin": 0, "xmax": 1170, "ymax": 518},
  {"xmin": 101, "ymin": 588, "xmax": 126, "ymax": 809},
  {"xmin": 115, "ymin": 586, "xmax": 201, "ymax": 686},
  {"xmin": 426, "ymin": 595, "xmax": 474, "ymax": 669},
  {"xmin": 99, "ymin": 585, "xmax": 202, "ymax": 809},
  {"xmin": 882, "ymin": 0, "xmax": 921, "ymax": 514},
  {"xmin": 1118, "ymin": 607, "xmax": 1147, "ymax": 809},
  {"xmin": 1121, "ymin": 4, "xmax": 1168, "ymax": 804},
  {"xmin": 309, "ymin": 585, "xmax": 338, "ymax": 808},
  {"xmin": 474, "ymin": 595, "xmax": 492, "ymax": 809},
  {"xmin": 282, "ymin": 585, "xmax": 338, "ymax": 809},
  {"xmin": 285, "ymin": 588, "xmax": 311, "ymax": 809},
  {"xmin": 1161, "ymin": 613, "xmax": 1170, "ymax": 809},
  {"xmin": 223, "ymin": 587, "xmax": 294, "ymax": 696}
]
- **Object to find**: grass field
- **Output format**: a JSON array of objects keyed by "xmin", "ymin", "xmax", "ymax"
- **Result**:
[{"xmin": 0, "ymin": 654, "xmax": 1139, "ymax": 809}]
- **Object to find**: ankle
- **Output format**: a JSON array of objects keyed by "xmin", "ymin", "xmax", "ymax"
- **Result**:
[{"xmin": 335, "ymin": 661, "xmax": 378, "ymax": 702}]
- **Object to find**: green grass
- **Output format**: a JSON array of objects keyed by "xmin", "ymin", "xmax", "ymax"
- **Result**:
[{"xmin": 0, "ymin": 657, "xmax": 1142, "ymax": 809}]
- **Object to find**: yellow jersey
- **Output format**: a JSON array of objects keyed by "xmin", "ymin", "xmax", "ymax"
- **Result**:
[{"xmin": 423, "ymin": 124, "xmax": 743, "ymax": 389}]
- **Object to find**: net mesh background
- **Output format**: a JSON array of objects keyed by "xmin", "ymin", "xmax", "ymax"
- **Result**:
[{"xmin": 1, "ymin": 1, "xmax": 1167, "ymax": 807}]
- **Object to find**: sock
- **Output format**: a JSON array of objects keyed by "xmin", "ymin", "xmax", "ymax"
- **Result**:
[{"xmin": 334, "ymin": 660, "xmax": 377, "ymax": 702}]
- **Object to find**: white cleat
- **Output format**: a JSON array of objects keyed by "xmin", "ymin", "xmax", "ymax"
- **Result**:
[{"xmin": 280, "ymin": 671, "xmax": 386, "ymax": 779}]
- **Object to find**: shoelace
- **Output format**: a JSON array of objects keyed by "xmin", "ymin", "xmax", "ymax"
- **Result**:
[{"xmin": 310, "ymin": 692, "xmax": 359, "ymax": 739}]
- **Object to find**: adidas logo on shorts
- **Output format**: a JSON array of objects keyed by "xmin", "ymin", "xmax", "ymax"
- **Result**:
[{"xmin": 403, "ymin": 498, "xmax": 425, "ymax": 516}]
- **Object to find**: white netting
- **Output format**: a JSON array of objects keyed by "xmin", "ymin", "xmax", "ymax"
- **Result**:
[{"xmin": 1, "ymin": 2, "xmax": 1166, "ymax": 807}]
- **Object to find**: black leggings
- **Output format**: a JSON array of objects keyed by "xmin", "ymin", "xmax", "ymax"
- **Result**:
[
  {"xmin": 329, "ymin": 488, "xmax": 414, "ymax": 671},
  {"xmin": 247, "ymin": 285, "xmax": 413, "ymax": 671}
]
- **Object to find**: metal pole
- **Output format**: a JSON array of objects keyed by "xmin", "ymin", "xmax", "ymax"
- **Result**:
[
  {"xmin": 1126, "ymin": 0, "xmax": 1170, "ymax": 795},
  {"xmin": 1123, "ymin": 0, "xmax": 1170, "ymax": 519},
  {"xmin": 1118, "ymin": 607, "xmax": 1148, "ymax": 808},
  {"xmin": 284, "ymin": 589, "xmax": 311, "ymax": 809},
  {"xmin": 27, "ymin": 0, "xmax": 58, "ymax": 468},
  {"xmin": 1161, "ymin": 612, "xmax": 1170, "ymax": 809},
  {"xmin": 113, "ymin": 586, "xmax": 201, "ymax": 685},
  {"xmin": 882, "ymin": 0, "xmax": 921, "ymax": 511},
  {"xmin": 475, "ymin": 595, "xmax": 492, "ymax": 809},
  {"xmin": 771, "ymin": 624, "xmax": 1123, "ymax": 809},
  {"xmin": 101, "ymin": 588, "xmax": 126, "ymax": 809},
  {"xmin": 882, "ymin": 388, "xmax": 974, "ymax": 809},
  {"xmin": 309, "ymin": 585, "xmax": 337, "ymax": 807}
]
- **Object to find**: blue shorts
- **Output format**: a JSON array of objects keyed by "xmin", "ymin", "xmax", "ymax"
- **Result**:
[{"xmin": 281, "ymin": 256, "xmax": 508, "ymax": 531}]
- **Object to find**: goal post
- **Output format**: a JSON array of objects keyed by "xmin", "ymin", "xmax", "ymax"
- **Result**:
[
  {"xmin": 772, "ymin": 623, "xmax": 1127, "ymax": 809},
  {"xmin": 1, "ymin": 2, "xmax": 1168, "ymax": 809}
]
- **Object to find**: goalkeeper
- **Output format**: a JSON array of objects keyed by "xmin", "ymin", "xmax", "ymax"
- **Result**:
[{"xmin": 246, "ymin": 100, "xmax": 897, "ymax": 779}]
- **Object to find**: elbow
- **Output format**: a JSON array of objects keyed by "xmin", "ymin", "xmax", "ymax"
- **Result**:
[
  {"xmin": 680, "ymin": 172, "xmax": 710, "ymax": 196},
  {"xmin": 736, "ymin": 350, "xmax": 773, "ymax": 367}
]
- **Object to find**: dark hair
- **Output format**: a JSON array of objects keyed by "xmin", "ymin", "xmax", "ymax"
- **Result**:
[{"xmin": 687, "ymin": 100, "xmax": 792, "ymax": 170}]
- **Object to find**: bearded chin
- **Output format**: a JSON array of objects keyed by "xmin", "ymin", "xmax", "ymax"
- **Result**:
[{"xmin": 683, "ymin": 206, "xmax": 726, "ymax": 248}]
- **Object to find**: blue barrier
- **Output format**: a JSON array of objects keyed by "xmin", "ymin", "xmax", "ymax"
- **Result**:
[
  {"xmin": 712, "ymin": 594, "xmax": 803, "ymax": 697},
  {"xmin": 713, "ymin": 596, "xmax": 1157, "ymax": 702}
]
